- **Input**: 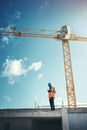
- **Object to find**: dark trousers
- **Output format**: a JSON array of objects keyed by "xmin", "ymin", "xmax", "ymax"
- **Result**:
[{"xmin": 49, "ymin": 97, "xmax": 55, "ymax": 110}]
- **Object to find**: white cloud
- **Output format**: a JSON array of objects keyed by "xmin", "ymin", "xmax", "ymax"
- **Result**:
[
  {"xmin": 4, "ymin": 96, "xmax": 12, "ymax": 103},
  {"xmin": 0, "ymin": 27, "xmax": 4, "ymax": 31},
  {"xmin": 29, "ymin": 61, "xmax": 42, "ymax": 71},
  {"xmin": 1, "ymin": 58, "xmax": 43, "ymax": 85},
  {"xmin": 1, "ymin": 25, "xmax": 16, "ymax": 47},
  {"xmin": 6, "ymin": 24, "xmax": 16, "ymax": 32},
  {"xmin": 8, "ymin": 77, "xmax": 15, "ymax": 85},
  {"xmin": 2, "ymin": 36, "xmax": 9, "ymax": 45},
  {"xmin": 15, "ymin": 11, "xmax": 21, "ymax": 19},
  {"xmin": 38, "ymin": 74, "xmax": 43, "ymax": 79},
  {"xmin": 40, "ymin": 1, "xmax": 49, "ymax": 9},
  {"xmin": 2, "ymin": 59, "xmax": 26, "ymax": 77}
]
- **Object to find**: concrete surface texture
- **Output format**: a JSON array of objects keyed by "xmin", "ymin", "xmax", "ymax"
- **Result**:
[{"xmin": 0, "ymin": 107, "xmax": 87, "ymax": 130}]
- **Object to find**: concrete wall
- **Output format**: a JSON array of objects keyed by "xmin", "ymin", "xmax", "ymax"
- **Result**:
[
  {"xmin": 68, "ymin": 113, "xmax": 87, "ymax": 130},
  {"xmin": 0, "ymin": 117, "xmax": 62, "ymax": 130},
  {"xmin": 0, "ymin": 117, "xmax": 32, "ymax": 130},
  {"xmin": 68, "ymin": 108, "xmax": 87, "ymax": 130},
  {"xmin": 32, "ymin": 118, "xmax": 62, "ymax": 130}
]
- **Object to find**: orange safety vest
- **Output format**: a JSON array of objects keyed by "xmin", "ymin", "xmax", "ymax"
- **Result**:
[{"xmin": 48, "ymin": 87, "xmax": 56, "ymax": 98}]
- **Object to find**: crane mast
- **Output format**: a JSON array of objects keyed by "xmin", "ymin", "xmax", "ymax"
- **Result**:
[
  {"xmin": 62, "ymin": 40, "xmax": 76, "ymax": 108},
  {"xmin": 0, "ymin": 25, "xmax": 87, "ymax": 108}
]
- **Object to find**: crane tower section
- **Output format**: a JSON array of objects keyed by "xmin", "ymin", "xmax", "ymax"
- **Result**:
[{"xmin": 60, "ymin": 25, "xmax": 76, "ymax": 108}]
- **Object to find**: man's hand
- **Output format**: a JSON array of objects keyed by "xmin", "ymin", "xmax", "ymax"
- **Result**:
[{"xmin": 47, "ymin": 89, "xmax": 52, "ymax": 92}]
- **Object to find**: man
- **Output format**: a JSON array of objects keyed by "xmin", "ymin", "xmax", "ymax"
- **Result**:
[{"xmin": 47, "ymin": 82, "xmax": 56, "ymax": 110}]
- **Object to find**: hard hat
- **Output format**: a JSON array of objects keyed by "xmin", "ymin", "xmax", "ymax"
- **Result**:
[{"xmin": 48, "ymin": 82, "xmax": 51, "ymax": 87}]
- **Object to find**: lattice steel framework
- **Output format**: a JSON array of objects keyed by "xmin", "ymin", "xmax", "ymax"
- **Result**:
[{"xmin": 62, "ymin": 40, "xmax": 77, "ymax": 108}]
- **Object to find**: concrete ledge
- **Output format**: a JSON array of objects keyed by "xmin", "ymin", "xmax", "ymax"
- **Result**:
[
  {"xmin": 0, "ymin": 108, "xmax": 62, "ymax": 118},
  {"xmin": 68, "ymin": 107, "xmax": 87, "ymax": 113}
]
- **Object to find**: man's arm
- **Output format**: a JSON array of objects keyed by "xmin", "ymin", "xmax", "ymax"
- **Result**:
[
  {"xmin": 53, "ymin": 87, "xmax": 56, "ymax": 93},
  {"xmin": 48, "ymin": 89, "xmax": 52, "ymax": 93}
]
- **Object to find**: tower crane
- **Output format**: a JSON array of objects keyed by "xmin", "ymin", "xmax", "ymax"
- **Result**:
[{"xmin": 1, "ymin": 25, "xmax": 87, "ymax": 108}]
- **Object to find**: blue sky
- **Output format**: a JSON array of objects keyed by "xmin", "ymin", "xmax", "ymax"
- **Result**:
[{"xmin": 0, "ymin": 0, "xmax": 87, "ymax": 108}]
